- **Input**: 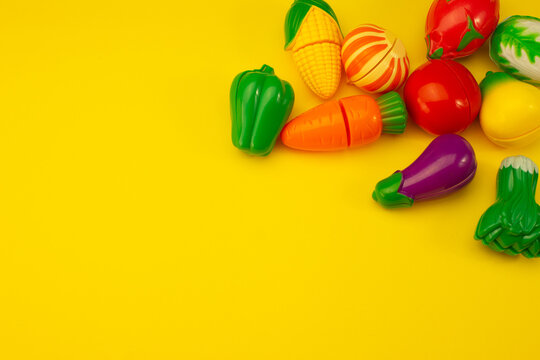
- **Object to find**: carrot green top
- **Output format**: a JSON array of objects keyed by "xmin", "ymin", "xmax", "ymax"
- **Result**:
[{"xmin": 284, "ymin": 0, "xmax": 341, "ymax": 49}]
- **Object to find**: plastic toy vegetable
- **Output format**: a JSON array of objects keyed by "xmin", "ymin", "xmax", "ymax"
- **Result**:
[
  {"xmin": 475, "ymin": 156, "xmax": 540, "ymax": 258},
  {"xmin": 479, "ymin": 71, "xmax": 540, "ymax": 148},
  {"xmin": 373, "ymin": 134, "xmax": 477, "ymax": 209},
  {"xmin": 341, "ymin": 24, "xmax": 410, "ymax": 93},
  {"xmin": 230, "ymin": 65, "xmax": 295, "ymax": 156},
  {"xmin": 426, "ymin": 0, "xmax": 499, "ymax": 59},
  {"xmin": 280, "ymin": 91, "xmax": 406, "ymax": 151},
  {"xmin": 490, "ymin": 15, "xmax": 540, "ymax": 85},
  {"xmin": 285, "ymin": 0, "xmax": 343, "ymax": 99},
  {"xmin": 404, "ymin": 59, "xmax": 481, "ymax": 135}
]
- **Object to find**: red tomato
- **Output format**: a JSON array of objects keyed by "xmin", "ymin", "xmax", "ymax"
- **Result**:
[
  {"xmin": 426, "ymin": 0, "xmax": 499, "ymax": 59},
  {"xmin": 404, "ymin": 60, "xmax": 481, "ymax": 135}
]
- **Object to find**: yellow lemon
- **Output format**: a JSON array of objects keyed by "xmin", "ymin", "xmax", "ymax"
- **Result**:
[{"xmin": 480, "ymin": 72, "xmax": 540, "ymax": 147}]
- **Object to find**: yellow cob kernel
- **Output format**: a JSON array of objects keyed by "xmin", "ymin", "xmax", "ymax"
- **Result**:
[
  {"xmin": 288, "ymin": 6, "xmax": 342, "ymax": 99},
  {"xmin": 292, "ymin": 42, "xmax": 341, "ymax": 99}
]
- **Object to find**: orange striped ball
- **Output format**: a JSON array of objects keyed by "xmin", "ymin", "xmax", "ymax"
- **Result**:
[{"xmin": 342, "ymin": 24, "xmax": 410, "ymax": 94}]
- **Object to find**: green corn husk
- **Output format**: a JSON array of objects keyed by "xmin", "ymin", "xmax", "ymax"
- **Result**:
[{"xmin": 284, "ymin": 0, "xmax": 342, "ymax": 49}]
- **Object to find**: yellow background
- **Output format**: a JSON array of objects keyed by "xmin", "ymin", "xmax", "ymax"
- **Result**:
[{"xmin": 1, "ymin": 0, "xmax": 540, "ymax": 358}]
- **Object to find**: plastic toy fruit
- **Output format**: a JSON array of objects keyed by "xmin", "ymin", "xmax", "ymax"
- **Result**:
[
  {"xmin": 490, "ymin": 15, "xmax": 540, "ymax": 85},
  {"xmin": 426, "ymin": 0, "xmax": 499, "ymax": 59},
  {"xmin": 284, "ymin": 0, "xmax": 343, "ymax": 99},
  {"xmin": 280, "ymin": 91, "xmax": 406, "ymax": 151},
  {"xmin": 230, "ymin": 65, "xmax": 295, "ymax": 156},
  {"xmin": 479, "ymin": 72, "xmax": 540, "ymax": 148},
  {"xmin": 404, "ymin": 59, "xmax": 481, "ymax": 135},
  {"xmin": 475, "ymin": 156, "xmax": 540, "ymax": 258},
  {"xmin": 373, "ymin": 134, "xmax": 477, "ymax": 209},
  {"xmin": 341, "ymin": 24, "xmax": 410, "ymax": 93}
]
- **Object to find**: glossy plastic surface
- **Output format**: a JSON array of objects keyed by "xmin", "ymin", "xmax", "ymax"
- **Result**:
[
  {"xmin": 341, "ymin": 24, "xmax": 410, "ymax": 93},
  {"xmin": 479, "ymin": 71, "xmax": 540, "ymax": 147},
  {"xmin": 490, "ymin": 15, "xmax": 540, "ymax": 85},
  {"xmin": 284, "ymin": 0, "xmax": 340, "ymax": 49},
  {"xmin": 475, "ymin": 156, "xmax": 540, "ymax": 257},
  {"xmin": 280, "ymin": 91, "xmax": 406, "ymax": 151},
  {"xmin": 373, "ymin": 134, "xmax": 477, "ymax": 209},
  {"xmin": 404, "ymin": 59, "xmax": 481, "ymax": 135},
  {"xmin": 426, "ymin": 0, "xmax": 499, "ymax": 59},
  {"xmin": 230, "ymin": 65, "xmax": 295, "ymax": 156},
  {"xmin": 285, "ymin": 0, "xmax": 343, "ymax": 99}
]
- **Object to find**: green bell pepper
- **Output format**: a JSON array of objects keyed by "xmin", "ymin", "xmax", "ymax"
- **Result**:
[{"xmin": 230, "ymin": 65, "xmax": 295, "ymax": 156}]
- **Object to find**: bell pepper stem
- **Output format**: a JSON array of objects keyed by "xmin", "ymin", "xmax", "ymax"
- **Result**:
[{"xmin": 260, "ymin": 65, "xmax": 275, "ymax": 75}]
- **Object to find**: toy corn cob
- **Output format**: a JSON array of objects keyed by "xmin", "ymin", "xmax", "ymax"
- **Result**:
[{"xmin": 285, "ymin": 0, "xmax": 343, "ymax": 99}]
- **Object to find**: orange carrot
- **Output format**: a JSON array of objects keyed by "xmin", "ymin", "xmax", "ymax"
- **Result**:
[{"xmin": 280, "ymin": 92, "xmax": 407, "ymax": 151}]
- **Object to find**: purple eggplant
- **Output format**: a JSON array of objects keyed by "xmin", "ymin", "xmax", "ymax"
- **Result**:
[{"xmin": 373, "ymin": 134, "xmax": 477, "ymax": 208}]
